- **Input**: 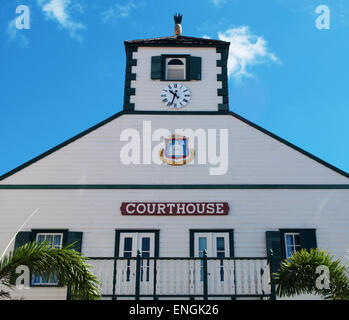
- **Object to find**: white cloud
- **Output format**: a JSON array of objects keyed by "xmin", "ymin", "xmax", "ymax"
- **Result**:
[
  {"xmin": 37, "ymin": 0, "xmax": 85, "ymax": 41},
  {"xmin": 101, "ymin": 1, "xmax": 144, "ymax": 24},
  {"xmin": 6, "ymin": 18, "xmax": 29, "ymax": 47},
  {"xmin": 218, "ymin": 26, "xmax": 279, "ymax": 80}
]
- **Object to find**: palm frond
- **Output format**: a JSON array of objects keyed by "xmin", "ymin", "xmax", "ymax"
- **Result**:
[
  {"xmin": 0, "ymin": 241, "xmax": 100, "ymax": 300},
  {"xmin": 273, "ymin": 248, "xmax": 349, "ymax": 300}
]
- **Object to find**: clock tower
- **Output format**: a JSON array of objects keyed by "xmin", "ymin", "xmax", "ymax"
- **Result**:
[{"xmin": 123, "ymin": 14, "xmax": 230, "ymax": 112}]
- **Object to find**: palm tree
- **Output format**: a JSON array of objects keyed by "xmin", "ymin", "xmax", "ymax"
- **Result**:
[
  {"xmin": 0, "ymin": 241, "xmax": 100, "ymax": 300},
  {"xmin": 273, "ymin": 248, "xmax": 349, "ymax": 300}
]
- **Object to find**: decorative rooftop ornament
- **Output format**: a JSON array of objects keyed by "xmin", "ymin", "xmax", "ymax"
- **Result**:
[{"xmin": 174, "ymin": 13, "xmax": 183, "ymax": 36}]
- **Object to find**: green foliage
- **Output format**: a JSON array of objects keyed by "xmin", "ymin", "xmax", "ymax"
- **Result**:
[
  {"xmin": 273, "ymin": 248, "xmax": 349, "ymax": 300},
  {"xmin": 0, "ymin": 241, "xmax": 100, "ymax": 300}
]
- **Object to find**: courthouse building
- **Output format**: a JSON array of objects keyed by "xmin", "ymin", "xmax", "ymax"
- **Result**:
[{"xmin": 1, "ymin": 17, "xmax": 349, "ymax": 300}]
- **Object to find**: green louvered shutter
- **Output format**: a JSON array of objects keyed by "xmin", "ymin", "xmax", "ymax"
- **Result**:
[
  {"xmin": 66, "ymin": 232, "xmax": 83, "ymax": 299},
  {"xmin": 151, "ymin": 56, "xmax": 162, "ymax": 79},
  {"xmin": 10, "ymin": 231, "xmax": 33, "ymax": 284},
  {"xmin": 14, "ymin": 231, "xmax": 33, "ymax": 249},
  {"xmin": 266, "ymin": 231, "xmax": 282, "ymax": 300},
  {"xmin": 189, "ymin": 56, "xmax": 202, "ymax": 80},
  {"xmin": 66, "ymin": 232, "xmax": 83, "ymax": 253},
  {"xmin": 266, "ymin": 231, "xmax": 282, "ymax": 273},
  {"xmin": 300, "ymin": 229, "xmax": 317, "ymax": 252}
]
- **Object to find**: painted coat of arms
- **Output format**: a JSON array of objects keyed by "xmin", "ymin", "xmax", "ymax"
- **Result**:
[{"xmin": 160, "ymin": 134, "xmax": 194, "ymax": 165}]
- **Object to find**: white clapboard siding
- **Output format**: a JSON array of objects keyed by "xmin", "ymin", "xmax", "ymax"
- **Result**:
[
  {"xmin": 131, "ymin": 47, "xmax": 222, "ymax": 111},
  {"xmin": 1, "ymin": 188, "xmax": 348, "ymax": 299},
  {"xmin": 0, "ymin": 284, "xmax": 67, "ymax": 300},
  {"xmin": 1, "ymin": 115, "xmax": 348, "ymax": 185},
  {"xmin": 1, "ymin": 189, "xmax": 349, "ymax": 259}
]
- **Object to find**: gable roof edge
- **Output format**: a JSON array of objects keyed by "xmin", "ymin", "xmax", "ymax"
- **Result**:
[
  {"xmin": 0, "ymin": 111, "xmax": 125, "ymax": 182},
  {"xmin": 227, "ymin": 111, "xmax": 349, "ymax": 180},
  {"xmin": 0, "ymin": 110, "xmax": 348, "ymax": 182}
]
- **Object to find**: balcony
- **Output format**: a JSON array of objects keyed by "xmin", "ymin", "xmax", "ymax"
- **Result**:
[{"xmin": 87, "ymin": 252, "xmax": 272, "ymax": 300}]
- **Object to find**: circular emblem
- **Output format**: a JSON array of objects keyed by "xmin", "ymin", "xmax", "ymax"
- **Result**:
[
  {"xmin": 159, "ymin": 134, "xmax": 195, "ymax": 166},
  {"xmin": 161, "ymin": 84, "xmax": 191, "ymax": 109}
]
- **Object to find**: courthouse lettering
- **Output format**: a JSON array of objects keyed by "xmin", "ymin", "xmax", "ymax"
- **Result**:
[{"xmin": 120, "ymin": 202, "xmax": 229, "ymax": 216}]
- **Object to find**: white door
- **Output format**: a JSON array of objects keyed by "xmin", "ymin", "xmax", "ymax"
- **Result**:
[
  {"xmin": 194, "ymin": 233, "xmax": 231, "ymax": 299},
  {"xmin": 117, "ymin": 232, "xmax": 155, "ymax": 299}
]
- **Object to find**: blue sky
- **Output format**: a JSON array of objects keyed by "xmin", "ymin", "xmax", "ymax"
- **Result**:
[{"xmin": 0, "ymin": 0, "xmax": 348, "ymax": 176}]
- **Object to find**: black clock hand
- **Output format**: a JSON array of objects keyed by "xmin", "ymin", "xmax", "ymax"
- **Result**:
[
  {"xmin": 169, "ymin": 90, "xmax": 178, "ymax": 97},
  {"xmin": 169, "ymin": 90, "xmax": 179, "ymax": 105}
]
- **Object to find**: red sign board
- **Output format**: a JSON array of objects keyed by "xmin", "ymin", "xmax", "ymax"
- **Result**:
[{"xmin": 120, "ymin": 202, "xmax": 229, "ymax": 216}]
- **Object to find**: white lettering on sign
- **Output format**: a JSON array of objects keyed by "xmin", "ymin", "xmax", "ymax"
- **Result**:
[{"xmin": 120, "ymin": 202, "xmax": 229, "ymax": 216}]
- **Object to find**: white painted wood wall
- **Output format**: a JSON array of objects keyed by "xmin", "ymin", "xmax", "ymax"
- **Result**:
[
  {"xmin": 1, "ymin": 113, "xmax": 348, "ymax": 299},
  {"xmin": 1, "ymin": 115, "xmax": 347, "ymax": 185},
  {"xmin": 131, "ymin": 47, "xmax": 222, "ymax": 111},
  {"xmin": 1, "ymin": 188, "xmax": 349, "ymax": 299}
]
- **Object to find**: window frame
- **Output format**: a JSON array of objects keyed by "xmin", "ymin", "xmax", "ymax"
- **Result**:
[
  {"xmin": 31, "ymin": 229, "xmax": 68, "ymax": 287},
  {"xmin": 283, "ymin": 232, "xmax": 301, "ymax": 259},
  {"xmin": 115, "ymin": 229, "xmax": 160, "ymax": 258},
  {"xmin": 189, "ymin": 229, "xmax": 234, "ymax": 258},
  {"xmin": 279, "ymin": 228, "xmax": 316, "ymax": 260},
  {"xmin": 165, "ymin": 57, "xmax": 186, "ymax": 81}
]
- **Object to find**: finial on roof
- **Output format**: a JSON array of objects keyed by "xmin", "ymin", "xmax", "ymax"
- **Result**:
[{"xmin": 174, "ymin": 13, "xmax": 182, "ymax": 36}]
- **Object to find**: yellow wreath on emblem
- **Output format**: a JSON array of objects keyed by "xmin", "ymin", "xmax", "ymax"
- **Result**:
[{"xmin": 159, "ymin": 148, "xmax": 195, "ymax": 166}]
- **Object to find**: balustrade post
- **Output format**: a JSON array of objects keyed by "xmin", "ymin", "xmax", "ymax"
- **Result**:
[
  {"xmin": 269, "ymin": 249, "xmax": 276, "ymax": 300},
  {"xmin": 203, "ymin": 250, "xmax": 208, "ymax": 300},
  {"xmin": 135, "ymin": 250, "xmax": 141, "ymax": 300}
]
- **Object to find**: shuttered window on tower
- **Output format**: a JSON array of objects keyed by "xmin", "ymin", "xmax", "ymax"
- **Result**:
[{"xmin": 151, "ymin": 55, "xmax": 202, "ymax": 81}]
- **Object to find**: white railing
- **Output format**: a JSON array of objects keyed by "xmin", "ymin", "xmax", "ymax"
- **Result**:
[{"xmin": 88, "ymin": 256, "xmax": 271, "ymax": 299}]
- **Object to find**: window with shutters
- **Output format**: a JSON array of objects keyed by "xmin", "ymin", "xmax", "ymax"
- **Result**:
[
  {"xmin": 166, "ymin": 58, "xmax": 186, "ymax": 80},
  {"xmin": 32, "ymin": 233, "xmax": 63, "ymax": 285},
  {"xmin": 151, "ymin": 55, "xmax": 201, "ymax": 81}
]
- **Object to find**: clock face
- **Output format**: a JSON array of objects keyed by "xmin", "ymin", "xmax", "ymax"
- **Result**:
[{"xmin": 161, "ymin": 83, "xmax": 191, "ymax": 109}]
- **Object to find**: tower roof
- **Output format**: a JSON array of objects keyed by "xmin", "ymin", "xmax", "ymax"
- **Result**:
[{"xmin": 124, "ymin": 35, "xmax": 230, "ymax": 48}]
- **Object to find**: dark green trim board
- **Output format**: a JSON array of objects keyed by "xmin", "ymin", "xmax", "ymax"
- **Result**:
[
  {"xmin": 125, "ymin": 111, "xmax": 231, "ymax": 115},
  {"xmin": 0, "ymin": 110, "xmax": 348, "ymax": 182},
  {"xmin": 123, "ymin": 46, "xmax": 137, "ymax": 111},
  {"xmin": 1, "ymin": 184, "xmax": 348, "ymax": 189},
  {"xmin": 216, "ymin": 47, "xmax": 229, "ymax": 112}
]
